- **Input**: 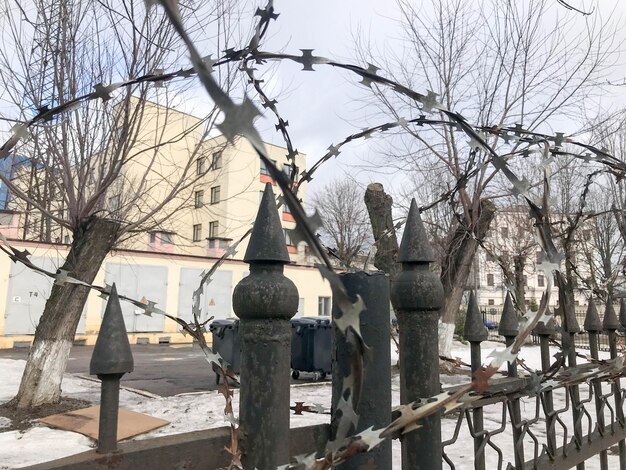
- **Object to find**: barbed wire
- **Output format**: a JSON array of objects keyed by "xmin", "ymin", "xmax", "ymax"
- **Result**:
[{"xmin": 2, "ymin": 0, "xmax": 626, "ymax": 467}]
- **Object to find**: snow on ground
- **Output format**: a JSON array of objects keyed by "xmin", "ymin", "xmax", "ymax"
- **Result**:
[{"xmin": 0, "ymin": 341, "xmax": 619, "ymax": 469}]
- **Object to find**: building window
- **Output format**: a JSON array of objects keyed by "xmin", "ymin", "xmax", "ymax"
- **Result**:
[
  {"xmin": 193, "ymin": 224, "xmax": 202, "ymax": 242},
  {"xmin": 486, "ymin": 252, "xmax": 496, "ymax": 262},
  {"xmin": 283, "ymin": 203, "xmax": 291, "ymax": 214},
  {"xmin": 196, "ymin": 157, "xmax": 206, "ymax": 175},
  {"xmin": 318, "ymin": 296, "xmax": 331, "ymax": 316},
  {"xmin": 536, "ymin": 252, "xmax": 544, "ymax": 264},
  {"xmin": 194, "ymin": 190, "xmax": 204, "ymax": 208},
  {"xmin": 582, "ymin": 229, "xmax": 591, "ymax": 241},
  {"xmin": 64, "ymin": 235, "xmax": 71, "ymax": 244},
  {"xmin": 500, "ymin": 227, "xmax": 509, "ymax": 238},
  {"xmin": 212, "ymin": 152, "xmax": 222, "ymax": 170},
  {"xmin": 523, "ymin": 275, "xmax": 528, "ymax": 286},
  {"xmin": 210, "ymin": 186, "xmax": 221, "ymax": 204},
  {"xmin": 109, "ymin": 195, "xmax": 121, "ymax": 211},
  {"xmin": 149, "ymin": 232, "xmax": 156, "ymax": 243},
  {"xmin": 487, "ymin": 273, "xmax": 494, "ymax": 286},
  {"xmin": 260, "ymin": 159, "xmax": 277, "ymax": 176},
  {"xmin": 284, "ymin": 229, "xmax": 294, "ymax": 246},
  {"xmin": 488, "ymin": 299, "xmax": 495, "ymax": 306},
  {"xmin": 161, "ymin": 232, "xmax": 173, "ymax": 245},
  {"xmin": 209, "ymin": 221, "xmax": 219, "ymax": 238},
  {"xmin": 537, "ymin": 274, "xmax": 545, "ymax": 287},
  {"xmin": 208, "ymin": 238, "xmax": 230, "ymax": 249}
]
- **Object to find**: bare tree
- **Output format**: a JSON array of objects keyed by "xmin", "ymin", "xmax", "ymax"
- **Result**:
[
  {"xmin": 0, "ymin": 0, "xmax": 241, "ymax": 408},
  {"xmin": 358, "ymin": 0, "xmax": 618, "ymax": 356},
  {"xmin": 313, "ymin": 178, "xmax": 372, "ymax": 269}
]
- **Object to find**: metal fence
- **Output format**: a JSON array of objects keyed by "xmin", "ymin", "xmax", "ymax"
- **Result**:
[
  {"xmin": 482, "ymin": 305, "xmax": 622, "ymax": 352},
  {"xmin": 30, "ymin": 193, "xmax": 626, "ymax": 470}
]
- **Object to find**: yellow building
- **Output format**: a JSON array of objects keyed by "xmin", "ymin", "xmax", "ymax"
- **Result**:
[{"xmin": 0, "ymin": 101, "xmax": 331, "ymax": 348}]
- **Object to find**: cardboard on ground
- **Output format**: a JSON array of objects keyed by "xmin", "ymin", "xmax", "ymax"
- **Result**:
[{"xmin": 40, "ymin": 406, "xmax": 169, "ymax": 441}]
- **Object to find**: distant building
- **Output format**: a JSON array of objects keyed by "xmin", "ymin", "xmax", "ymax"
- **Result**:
[
  {"xmin": 0, "ymin": 101, "xmax": 331, "ymax": 348},
  {"xmin": 472, "ymin": 206, "xmax": 590, "ymax": 309}
]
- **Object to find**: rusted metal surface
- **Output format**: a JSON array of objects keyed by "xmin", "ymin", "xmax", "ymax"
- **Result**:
[
  {"xmin": 233, "ymin": 183, "xmax": 299, "ymax": 469},
  {"xmin": 332, "ymin": 271, "xmax": 392, "ymax": 469},
  {"xmin": 391, "ymin": 199, "xmax": 443, "ymax": 470},
  {"xmin": 89, "ymin": 285, "xmax": 134, "ymax": 454}
]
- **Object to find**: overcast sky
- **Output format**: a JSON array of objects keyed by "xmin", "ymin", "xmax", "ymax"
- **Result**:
[
  {"xmin": 2, "ymin": 0, "xmax": 626, "ymax": 205},
  {"xmin": 221, "ymin": 0, "xmax": 626, "ymax": 202}
]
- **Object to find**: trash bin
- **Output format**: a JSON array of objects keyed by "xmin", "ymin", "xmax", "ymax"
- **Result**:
[
  {"xmin": 209, "ymin": 318, "xmax": 240, "ymax": 384},
  {"xmin": 291, "ymin": 317, "xmax": 332, "ymax": 380}
]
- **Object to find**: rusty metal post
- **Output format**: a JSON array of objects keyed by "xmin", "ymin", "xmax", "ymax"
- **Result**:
[
  {"xmin": 331, "ymin": 271, "xmax": 392, "ymax": 470},
  {"xmin": 90, "ymin": 284, "xmax": 134, "ymax": 454},
  {"xmin": 464, "ymin": 291, "xmax": 488, "ymax": 470},
  {"xmin": 390, "ymin": 199, "xmax": 443, "ymax": 470},
  {"xmin": 533, "ymin": 315, "xmax": 557, "ymax": 457},
  {"xmin": 584, "ymin": 301, "xmax": 608, "ymax": 470},
  {"xmin": 557, "ymin": 280, "xmax": 584, "ymax": 470},
  {"xmin": 604, "ymin": 299, "xmax": 625, "ymax": 470},
  {"xmin": 233, "ymin": 183, "xmax": 299, "ymax": 470},
  {"xmin": 499, "ymin": 292, "xmax": 524, "ymax": 469}
]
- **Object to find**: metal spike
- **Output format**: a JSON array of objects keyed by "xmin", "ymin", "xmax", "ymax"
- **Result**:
[
  {"xmin": 583, "ymin": 301, "xmax": 602, "ymax": 332},
  {"xmin": 90, "ymin": 284, "xmax": 134, "ymax": 375},
  {"xmin": 243, "ymin": 183, "xmax": 290, "ymax": 263},
  {"xmin": 603, "ymin": 298, "xmax": 620, "ymax": 331},
  {"xmin": 498, "ymin": 292, "xmax": 519, "ymax": 337},
  {"xmin": 532, "ymin": 309, "xmax": 556, "ymax": 336},
  {"xmin": 397, "ymin": 199, "xmax": 435, "ymax": 263},
  {"xmin": 464, "ymin": 291, "xmax": 488, "ymax": 342}
]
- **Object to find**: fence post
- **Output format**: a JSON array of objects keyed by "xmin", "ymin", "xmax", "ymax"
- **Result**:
[
  {"xmin": 604, "ymin": 299, "xmax": 626, "ymax": 469},
  {"xmin": 499, "ymin": 292, "xmax": 525, "ymax": 469},
  {"xmin": 533, "ymin": 314, "xmax": 557, "ymax": 457},
  {"xmin": 390, "ymin": 199, "xmax": 443, "ymax": 470},
  {"xmin": 584, "ymin": 301, "xmax": 608, "ymax": 470},
  {"xmin": 557, "ymin": 278, "xmax": 584, "ymax": 470},
  {"xmin": 464, "ymin": 291, "xmax": 488, "ymax": 470},
  {"xmin": 331, "ymin": 271, "xmax": 392, "ymax": 469},
  {"xmin": 89, "ymin": 284, "xmax": 134, "ymax": 454},
  {"xmin": 233, "ymin": 183, "xmax": 299, "ymax": 469}
]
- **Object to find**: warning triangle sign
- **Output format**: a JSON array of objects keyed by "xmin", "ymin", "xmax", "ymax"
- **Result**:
[{"xmin": 209, "ymin": 298, "xmax": 216, "ymax": 306}]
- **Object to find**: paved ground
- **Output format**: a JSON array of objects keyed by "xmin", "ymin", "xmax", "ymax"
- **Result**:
[{"xmin": 0, "ymin": 344, "xmax": 324, "ymax": 397}]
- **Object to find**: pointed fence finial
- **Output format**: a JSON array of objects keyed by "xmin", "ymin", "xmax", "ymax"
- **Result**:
[
  {"xmin": 603, "ymin": 298, "xmax": 620, "ymax": 331},
  {"xmin": 90, "ymin": 284, "xmax": 134, "ymax": 375},
  {"xmin": 533, "ymin": 309, "xmax": 556, "ymax": 336},
  {"xmin": 397, "ymin": 199, "xmax": 435, "ymax": 263},
  {"xmin": 583, "ymin": 301, "xmax": 602, "ymax": 332},
  {"xmin": 244, "ymin": 183, "xmax": 290, "ymax": 263},
  {"xmin": 619, "ymin": 299, "xmax": 626, "ymax": 330},
  {"xmin": 498, "ymin": 292, "xmax": 519, "ymax": 338},
  {"xmin": 464, "ymin": 291, "xmax": 488, "ymax": 342}
]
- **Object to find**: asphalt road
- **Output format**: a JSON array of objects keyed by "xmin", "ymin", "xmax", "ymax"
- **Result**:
[{"xmin": 0, "ymin": 344, "xmax": 324, "ymax": 397}]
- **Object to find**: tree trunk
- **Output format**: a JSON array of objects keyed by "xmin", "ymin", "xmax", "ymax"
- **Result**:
[
  {"xmin": 363, "ymin": 183, "xmax": 399, "ymax": 279},
  {"xmin": 438, "ymin": 199, "xmax": 496, "ymax": 357},
  {"xmin": 9, "ymin": 216, "xmax": 120, "ymax": 409}
]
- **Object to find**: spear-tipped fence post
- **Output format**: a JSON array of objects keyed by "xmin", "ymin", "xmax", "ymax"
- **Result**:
[
  {"xmin": 464, "ymin": 291, "xmax": 487, "ymax": 470},
  {"xmin": 233, "ymin": 183, "xmax": 299, "ymax": 469},
  {"xmin": 584, "ymin": 301, "xmax": 608, "ymax": 470},
  {"xmin": 604, "ymin": 298, "xmax": 626, "ymax": 470},
  {"xmin": 390, "ymin": 199, "xmax": 443, "ymax": 470},
  {"xmin": 533, "ymin": 314, "xmax": 557, "ymax": 457},
  {"xmin": 499, "ymin": 292, "xmax": 525, "ymax": 469},
  {"xmin": 332, "ymin": 272, "xmax": 392, "ymax": 470},
  {"xmin": 557, "ymin": 275, "xmax": 584, "ymax": 470},
  {"xmin": 90, "ymin": 284, "xmax": 134, "ymax": 454}
]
